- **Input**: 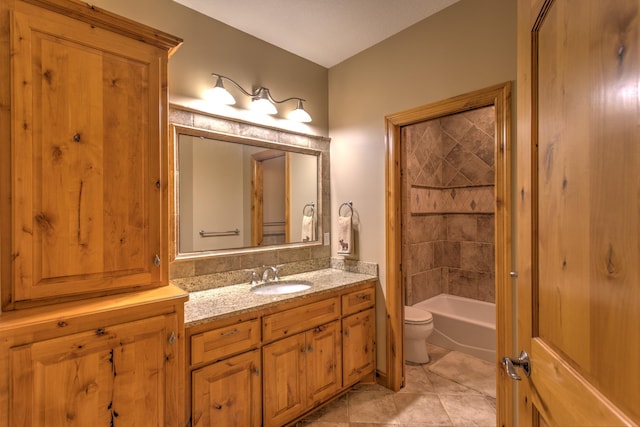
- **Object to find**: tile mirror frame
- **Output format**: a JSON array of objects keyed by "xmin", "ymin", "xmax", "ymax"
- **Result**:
[{"xmin": 168, "ymin": 104, "xmax": 331, "ymax": 283}]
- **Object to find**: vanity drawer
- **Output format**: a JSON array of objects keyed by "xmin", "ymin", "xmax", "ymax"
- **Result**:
[
  {"xmin": 262, "ymin": 297, "xmax": 340, "ymax": 342},
  {"xmin": 341, "ymin": 286, "xmax": 375, "ymax": 316},
  {"xmin": 191, "ymin": 319, "xmax": 260, "ymax": 365}
]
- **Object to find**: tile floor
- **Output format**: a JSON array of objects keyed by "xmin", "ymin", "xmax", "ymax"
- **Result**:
[{"xmin": 296, "ymin": 344, "xmax": 496, "ymax": 427}]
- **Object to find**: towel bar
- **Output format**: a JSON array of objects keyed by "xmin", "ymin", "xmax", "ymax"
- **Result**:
[{"xmin": 199, "ymin": 229, "xmax": 240, "ymax": 237}]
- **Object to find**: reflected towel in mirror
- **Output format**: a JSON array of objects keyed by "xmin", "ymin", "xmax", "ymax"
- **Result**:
[{"xmin": 301, "ymin": 214, "xmax": 315, "ymax": 242}]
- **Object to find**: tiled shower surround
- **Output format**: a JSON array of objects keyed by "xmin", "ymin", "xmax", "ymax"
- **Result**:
[{"xmin": 403, "ymin": 106, "xmax": 496, "ymax": 305}]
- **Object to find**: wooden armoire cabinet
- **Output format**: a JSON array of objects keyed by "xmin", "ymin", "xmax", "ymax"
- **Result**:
[
  {"xmin": 0, "ymin": 0, "xmax": 181, "ymax": 309},
  {"xmin": 0, "ymin": 1, "xmax": 187, "ymax": 426}
]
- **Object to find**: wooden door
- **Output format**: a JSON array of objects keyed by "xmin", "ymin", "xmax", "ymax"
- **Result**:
[
  {"xmin": 516, "ymin": 0, "xmax": 639, "ymax": 425},
  {"xmin": 9, "ymin": 3, "xmax": 167, "ymax": 304},
  {"xmin": 306, "ymin": 321, "xmax": 341, "ymax": 405},
  {"xmin": 342, "ymin": 308, "xmax": 375, "ymax": 387},
  {"xmin": 9, "ymin": 314, "xmax": 178, "ymax": 426},
  {"xmin": 192, "ymin": 350, "xmax": 261, "ymax": 427},
  {"xmin": 262, "ymin": 333, "xmax": 307, "ymax": 427}
]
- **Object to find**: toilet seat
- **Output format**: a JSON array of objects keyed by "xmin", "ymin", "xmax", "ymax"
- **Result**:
[{"xmin": 404, "ymin": 306, "xmax": 433, "ymax": 325}]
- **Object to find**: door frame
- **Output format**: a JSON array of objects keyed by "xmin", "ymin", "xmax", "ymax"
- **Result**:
[
  {"xmin": 251, "ymin": 149, "xmax": 287, "ymax": 246},
  {"xmin": 384, "ymin": 82, "xmax": 514, "ymax": 425}
]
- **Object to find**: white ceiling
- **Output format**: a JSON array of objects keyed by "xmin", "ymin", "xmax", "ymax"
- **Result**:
[{"xmin": 173, "ymin": 0, "xmax": 460, "ymax": 68}]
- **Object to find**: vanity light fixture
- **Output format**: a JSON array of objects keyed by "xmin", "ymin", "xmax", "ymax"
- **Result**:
[{"xmin": 208, "ymin": 73, "xmax": 312, "ymax": 123}]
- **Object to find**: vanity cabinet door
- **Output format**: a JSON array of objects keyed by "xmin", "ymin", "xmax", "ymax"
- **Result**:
[
  {"xmin": 6, "ymin": 1, "xmax": 178, "ymax": 307},
  {"xmin": 263, "ymin": 333, "xmax": 307, "ymax": 427},
  {"xmin": 192, "ymin": 350, "xmax": 261, "ymax": 427},
  {"xmin": 306, "ymin": 321, "xmax": 342, "ymax": 405},
  {"xmin": 262, "ymin": 320, "xmax": 342, "ymax": 426},
  {"xmin": 342, "ymin": 308, "xmax": 376, "ymax": 386},
  {"xmin": 9, "ymin": 313, "xmax": 180, "ymax": 427}
]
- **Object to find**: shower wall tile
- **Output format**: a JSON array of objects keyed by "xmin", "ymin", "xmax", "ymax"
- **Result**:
[
  {"xmin": 446, "ymin": 268, "xmax": 478, "ymax": 299},
  {"xmin": 403, "ymin": 106, "xmax": 497, "ymax": 305},
  {"xmin": 447, "ymin": 215, "xmax": 478, "ymax": 241},
  {"xmin": 434, "ymin": 241, "xmax": 461, "ymax": 269},
  {"xmin": 477, "ymin": 215, "xmax": 495, "ymax": 243},
  {"xmin": 408, "ymin": 268, "xmax": 443, "ymax": 305},
  {"xmin": 411, "ymin": 242, "xmax": 436, "ymax": 271},
  {"xmin": 406, "ymin": 215, "xmax": 446, "ymax": 243},
  {"xmin": 464, "ymin": 105, "xmax": 496, "ymax": 137},
  {"xmin": 478, "ymin": 272, "xmax": 496, "ymax": 302},
  {"xmin": 440, "ymin": 112, "xmax": 474, "ymax": 142},
  {"xmin": 460, "ymin": 242, "xmax": 494, "ymax": 272},
  {"xmin": 410, "ymin": 186, "xmax": 494, "ymax": 214}
]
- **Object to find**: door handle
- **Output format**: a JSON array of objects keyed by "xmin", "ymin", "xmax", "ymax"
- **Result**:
[{"xmin": 502, "ymin": 350, "xmax": 531, "ymax": 380}]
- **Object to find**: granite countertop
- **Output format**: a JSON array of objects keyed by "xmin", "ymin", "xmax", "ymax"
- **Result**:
[{"xmin": 183, "ymin": 268, "xmax": 377, "ymax": 327}]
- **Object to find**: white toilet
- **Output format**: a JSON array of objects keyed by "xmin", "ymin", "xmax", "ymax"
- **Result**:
[{"xmin": 404, "ymin": 305, "xmax": 434, "ymax": 364}]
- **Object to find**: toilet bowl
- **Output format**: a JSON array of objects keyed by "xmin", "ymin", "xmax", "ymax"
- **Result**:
[{"xmin": 404, "ymin": 305, "xmax": 434, "ymax": 364}]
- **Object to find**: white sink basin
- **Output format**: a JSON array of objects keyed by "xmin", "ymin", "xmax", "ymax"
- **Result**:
[{"xmin": 250, "ymin": 280, "xmax": 312, "ymax": 295}]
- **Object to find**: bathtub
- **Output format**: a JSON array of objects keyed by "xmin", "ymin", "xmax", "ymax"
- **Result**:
[{"xmin": 412, "ymin": 294, "xmax": 496, "ymax": 363}]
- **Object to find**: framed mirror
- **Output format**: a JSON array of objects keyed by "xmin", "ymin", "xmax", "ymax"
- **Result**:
[{"xmin": 172, "ymin": 123, "xmax": 322, "ymax": 258}]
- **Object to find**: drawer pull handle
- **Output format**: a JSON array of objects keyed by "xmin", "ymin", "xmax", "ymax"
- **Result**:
[
  {"xmin": 220, "ymin": 328, "xmax": 240, "ymax": 337},
  {"xmin": 168, "ymin": 332, "xmax": 177, "ymax": 345},
  {"xmin": 254, "ymin": 368, "xmax": 260, "ymax": 377},
  {"xmin": 356, "ymin": 293, "xmax": 370, "ymax": 300}
]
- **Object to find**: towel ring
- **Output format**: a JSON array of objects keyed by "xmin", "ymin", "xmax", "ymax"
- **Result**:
[
  {"xmin": 339, "ymin": 201, "xmax": 353, "ymax": 217},
  {"xmin": 303, "ymin": 202, "xmax": 315, "ymax": 217}
]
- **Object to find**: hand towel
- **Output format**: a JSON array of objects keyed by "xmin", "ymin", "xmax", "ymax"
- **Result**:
[
  {"xmin": 337, "ymin": 215, "xmax": 352, "ymax": 255},
  {"xmin": 301, "ymin": 214, "xmax": 315, "ymax": 242}
]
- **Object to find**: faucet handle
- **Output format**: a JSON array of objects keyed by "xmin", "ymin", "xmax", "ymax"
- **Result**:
[{"xmin": 245, "ymin": 269, "xmax": 260, "ymax": 285}]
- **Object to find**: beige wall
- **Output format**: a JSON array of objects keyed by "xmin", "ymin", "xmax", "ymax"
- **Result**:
[
  {"xmin": 93, "ymin": 0, "xmax": 516, "ymax": 373},
  {"xmin": 328, "ymin": 0, "xmax": 516, "ymax": 370},
  {"xmin": 91, "ymin": 0, "xmax": 329, "ymax": 135}
]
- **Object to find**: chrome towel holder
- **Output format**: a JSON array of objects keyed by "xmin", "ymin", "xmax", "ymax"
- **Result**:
[
  {"xmin": 339, "ymin": 201, "xmax": 353, "ymax": 217},
  {"xmin": 303, "ymin": 202, "xmax": 315, "ymax": 217}
]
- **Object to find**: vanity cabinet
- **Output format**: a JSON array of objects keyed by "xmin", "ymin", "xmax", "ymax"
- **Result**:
[
  {"xmin": 0, "ymin": 286, "xmax": 188, "ymax": 427},
  {"xmin": 262, "ymin": 321, "xmax": 342, "ymax": 427},
  {"xmin": 0, "ymin": 1, "xmax": 187, "ymax": 425},
  {"xmin": 187, "ymin": 315, "xmax": 262, "ymax": 427},
  {"xmin": 0, "ymin": 0, "xmax": 181, "ymax": 309},
  {"xmin": 342, "ymin": 308, "xmax": 376, "ymax": 386},
  {"xmin": 185, "ymin": 280, "xmax": 376, "ymax": 427},
  {"xmin": 341, "ymin": 288, "xmax": 376, "ymax": 386},
  {"xmin": 192, "ymin": 350, "xmax": 261, "ymax": 427}
]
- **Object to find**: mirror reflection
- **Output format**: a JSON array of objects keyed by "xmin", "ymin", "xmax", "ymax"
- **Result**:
[{"xmin": 178, "ymin": 132, "xmax": 319, "ymax": 253}]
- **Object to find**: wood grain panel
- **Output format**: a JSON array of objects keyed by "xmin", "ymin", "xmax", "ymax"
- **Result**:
[
  {"xmin": 9, "ymin": 315, "xmax": 172, "ymax": 426},
  {"xmin": 190, "ymin": 318, "xmax": 260, "ymax": 365},
  {"xmin": 342, "ymin": 308, "xmax": 375, "ymax": 387},
  {"xmin": 536, "ymin": 0, "xmax": 640, "ymax": 421},
  {"xmin": 262, "ymin": 297, "xmax": 339, "ymax": 342},
  {"xmin": 192, "ymin": 350, "xmax": 261, "ymax": 427},
  {"xmin": 262, "ymin": 334, "xmax": 307, "ymax": 427},
  {"xmin": 8, "ymin": 3, "xmax": 171, "ymax": 305},
  {"xmin": 306, "ymin": 322, "xmax": 341, "ymax": 405}
]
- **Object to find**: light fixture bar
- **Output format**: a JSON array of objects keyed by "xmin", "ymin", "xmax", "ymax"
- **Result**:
[{"xmin": 209, "ymin": 72, "xmax": 312, "ymax": 122}]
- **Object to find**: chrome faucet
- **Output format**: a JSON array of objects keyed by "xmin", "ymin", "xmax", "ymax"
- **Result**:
[{"xmin": 262, "ymin": 265, "xmax": 279, "ymax": 283}]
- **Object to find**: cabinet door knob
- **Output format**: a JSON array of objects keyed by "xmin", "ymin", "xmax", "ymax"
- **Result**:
[
  {"xmin": 168, "ymin": 331, "xmax": 176, "ymax": 345},
  {"xmin": 73, "ymin": 133, "xmax": 81, "ymax": 142},
  {"xmin": 345, "ymin": 329, "xmax": 350, "ymax": 337},
  {"xmin": 154, "ymin": 254, "xmax": 161, "ymax": 266}
]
